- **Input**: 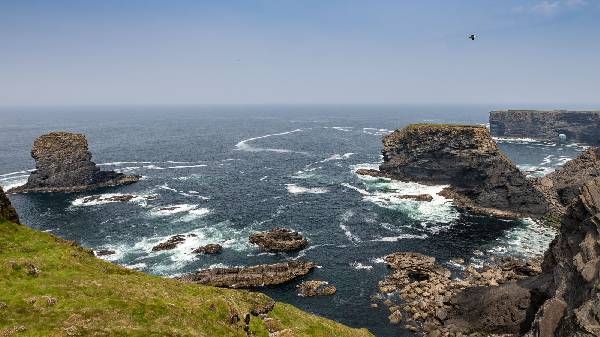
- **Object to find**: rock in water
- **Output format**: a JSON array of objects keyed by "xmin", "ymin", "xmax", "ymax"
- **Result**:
[
  {"xmin": 378, "ymin": 124, "xmax": 548, "ymax": 218},
  {"xmin": 8, "ymin": 132, "xmax": 140, "ymax": 194},
  {"xmin": 192, "ymin": 244, "xmax": 223, "ymax": 254},
  {"xmin": 297, "ymin": 280, "xmax": 337, "ymax": 297},
  {"xmin": 0, "ymin": 186, "xmax": 20, "ymax": 223},
  {"xmin": 490, "ymin": 109, "xmax": 600, "ymax": 145},
  {"xmin": 249, "ymin": 228, "xmax": 308, "ymax": 252},
  {"xmin": 179, "ymin": 261, "xmax": 315, "ymax": 288}
]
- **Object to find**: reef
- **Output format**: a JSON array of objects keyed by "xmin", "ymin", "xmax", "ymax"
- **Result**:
[
  {"xmin": 249, "ymin": 227, "xmax": 308, "ymax": 252},
  {"xmin": 192, "ymin": 244, "xmax": 223, "ymax": 254},
  {"xmin": 8, "ymin": 132, "xmax": 140, "ymax": 194},
  {"xmin": 0, "ymin": 186, "xmax": 20, "ymax": 224},
  {"xmin": 490, "ymin": 109, "xmax": 600, "ymax": 144},
  {"xmin": 376, "ymin": 124, "xmax": 549, "ymax": 218},
  {"xmin": 179, "ymin": 261, "xmax": 315, "ymax": 288},
  {"xmin": 297, "ymin": 280, "xmax": 337, "ymax": 297}
]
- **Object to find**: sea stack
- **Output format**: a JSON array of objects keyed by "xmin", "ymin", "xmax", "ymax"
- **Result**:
[
  {"xmin": 8, "ymin": 132, "xmax": 140, "ymax": 194},
  {"xmin": 0, "ymin": 186, "xmax": 20, "ymax": 223},
  {"xmin": 378, "ymin": 124, "xmax": 548, "ymax": 218},
  {"xmin": 490, "ymin": 109, "xmax": 600, "ymax": 144}
]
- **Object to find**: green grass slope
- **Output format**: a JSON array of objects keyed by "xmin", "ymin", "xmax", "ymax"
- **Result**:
[{"xmin": 0, "ymin": 220, "xmax": 373, "ymax": 337}]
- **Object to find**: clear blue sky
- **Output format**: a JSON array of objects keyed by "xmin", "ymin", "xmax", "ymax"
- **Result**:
[{"xmin": 1, "ymin": 0, "xmax": 599, "ymax": 106}]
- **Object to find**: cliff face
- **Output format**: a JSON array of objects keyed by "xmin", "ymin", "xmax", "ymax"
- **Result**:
[
  {"xmin": 379, "ymin": 124, "xmax": 548, "ymax": 217},
  {"xmin": 490, "ymin": 110, "xmax": 600, "ymax": 144},
  {"xmin": 525, "ymin": 177, "xmax": 600, "ymax": 337},
  {"xmin": 0, "ymin": 186, "xmax": 19, "ymax": 223},
  {"xmin": 8, "ymin": 132, "xmax": 140, "ymax": 193},
  {"xmin": 534, "ymin": 147, "xmax": 600, "ymax": 218}
]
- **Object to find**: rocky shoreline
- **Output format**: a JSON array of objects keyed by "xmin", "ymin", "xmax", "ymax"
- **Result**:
[{"xmin": 8, "ymin": 132, "xmax": 140, "ymax": 194}]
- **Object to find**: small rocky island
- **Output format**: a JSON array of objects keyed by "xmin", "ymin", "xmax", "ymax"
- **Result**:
[
  {"xmin": 490, "ymin": 109, "xmax": 600, "ymax": 144},
  {"xmin": 365, "ymin": 124, "xmax": 549, "ymax": 218},
  {"xmin": 8, "ymin": 132, "xmax": 140, "ymax": 194},
  {"xmin": 0, "ymin": 186, "xmax": 20, "ymax": 223}
]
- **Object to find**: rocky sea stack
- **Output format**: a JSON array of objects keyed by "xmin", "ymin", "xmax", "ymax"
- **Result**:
[
  {"xmin": 490, "ymin": 109, "xmax": 600, "ymax": 144},
  {"xmin": 378, "ymin": 124, "xmax": 548, "ymax": 218},
  {"xmin": 0, "ymin": 186, "xmax": 20, "ymax": 223},
  {"xmin": 8, "ymin": 132, "xmax": 140, "ymax": 194}
]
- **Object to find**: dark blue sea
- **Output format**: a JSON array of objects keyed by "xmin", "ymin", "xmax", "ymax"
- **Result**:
[{"xmin": 0, "ymin": 105, "xmax": 585, "ymax": 336}]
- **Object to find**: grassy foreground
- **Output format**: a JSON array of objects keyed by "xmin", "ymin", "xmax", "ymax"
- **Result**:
[{"xmin": 0, "ymin": 220, "xmax": 373, "ymax": 337}]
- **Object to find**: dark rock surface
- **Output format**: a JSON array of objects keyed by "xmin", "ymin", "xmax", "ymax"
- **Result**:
[
  {"xmin": 249, "ymin": 228, "xmax": 308, "ymax": 252},
  {"xmin": 377, "ymin": 124, "xmax": 548, "ymax": 218},
  {"xmin": 178, "ymin": 261, "xmax": 315, "ymax": 288},
  {"xmin": 192, "ymin": 244, "xmax": 223, "ymax": 254},
  {"xmin": 151, "ymin": 235, "xmax": 186, "ymax": 251},
  {"xmin": 0, "ymin": 186, "xmax": 20, "ymax": 223},
  {"xmin": 297, "ymin": 280, "xmax": 337, "ymax": 297},
  {"xmin": 534, "ymin": 147, "xmax": 600, "ymax": 219},
  {"xmin": 95, "ymin": 249, "xmax": 116, "ymax": 257},
  {"xmin": 8, "ymin": 132, "xmax": 140, "ymax": 194},
  {"xmin": 490, "ymin": 110, "xmax": 600, "ymax": 144}
]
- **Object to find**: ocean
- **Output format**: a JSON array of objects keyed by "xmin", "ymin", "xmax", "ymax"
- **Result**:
[{"xmin": 0, "ymin": 105, "xmax": 586, "ymax": 336}]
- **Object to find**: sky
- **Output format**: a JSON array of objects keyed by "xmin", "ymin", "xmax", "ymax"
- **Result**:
[{"xmin": 0, "ymin": 0, "xmax": 599, "ymax": 106}]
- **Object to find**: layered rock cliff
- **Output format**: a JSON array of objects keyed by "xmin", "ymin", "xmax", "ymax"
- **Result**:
[
  {"xmin": 8, "ymin": 132, "xmax": 140, "ymax": 193},
  {"xmin": 0, "ymin": 186, "xmax": 19, "ymax": 223},
  {"xmin": 490, "ymin": 110, "xmax": 600, "ymax": 144},
  {"xmin": 534, "ymin": 147, "xmax": 600, "ymax": 219},
  {"xmin": 378, "ymin": 124, "xmax": 549, "ymax": 218}
]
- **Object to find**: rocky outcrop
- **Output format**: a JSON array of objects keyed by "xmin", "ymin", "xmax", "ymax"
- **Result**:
[
  {"xmin": 179, "ymin": 261, "xmax": 315, "ymax": 288},
  {"xmin": 490, "ymin": 110, "xmax": 600, "ymax": 144},
  {"xmin": 377, "ymin": 124, "xmax": 548, "ymax": 218},
  {"xmin": 8, "ymin": 132, "xmax": 140, "ymax": 194},
  {"xmin": 81, "ymin": 194, "xmax": 158, "ymax": 204},
  {"xmin": 249, "ymin": 228, "xmax": 308, "ymax": 252},
  {"xmin": 297, "ymin": 280, "xmax": 337, "ymax": 297},
  {"xmin": 534, "ymin": 147, "xmax": 600, "ymax": 219},
  {"xmin": 0, "ymin": 186, "xmax": 20, "ymax": 223},
  {"xmin": 524, "ymin": 177, "xmax": 600, "ymax": 337},
  {"xmin": 377, "ymin": 252, "xmax": 543, "ymax": 336},
  {"xmin": 192, "ymin": 244, "xmax": 222, "ymax": 254},
  {"xmin": 152, "ymin": 234, "xmax": 188, "ymax": 251}
]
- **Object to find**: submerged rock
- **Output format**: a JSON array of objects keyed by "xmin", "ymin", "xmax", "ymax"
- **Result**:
[
  {"xmin": 377, "ymin": 124, "xmax": 548, "ymax": 218},
  {"xmin": 179, "ymin": 261, "xmax": 315, "ymax": 288},
  {"xmin": 81, "ymin": 194, "xmax": 158, "ymax": 204},
  {"xmin": 192, "ymin": 244, "xmax": 223, "ymax": 255},
  {"xmin": 0, "ymin": 186, "xmax": 20, "ymax": 224},
  {"xmin": 399, "ymin": 194, "xmax": 433, "ymax": 202},
  {"xmin": 297, "ymin": 280, "xmax": 337, "ymax": 297},
  {"xmin": 8, "ymin": 132, "xmax": 140, "ymax": 194},
  {"xmin": 249, "ymin": 228, "xmax": 308, "ymax": 252},
  {"xmin": 490, "ymin": 109, "xmax": 600, "ymax": 145}
]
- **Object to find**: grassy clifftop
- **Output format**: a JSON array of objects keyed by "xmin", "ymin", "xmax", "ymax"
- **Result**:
[{"xmin": 0, "ymin": 220, "xmax": 373, "ymax": 337}]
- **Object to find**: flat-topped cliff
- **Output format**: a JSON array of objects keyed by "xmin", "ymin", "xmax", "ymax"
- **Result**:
[
  {"xmin": 8, "ymin": 132, "xmax": 140, "ymax": 193},
  {"xmin": 0, "ymin": 186, "xmax": 19, "ymax": 223},
  {"xmin": 490, "ymin": 109, "xmax": 600, "ymax": 144},
  {"xmin": 378, "ymin": 124, "xmax": 549, "ymax": 217}
]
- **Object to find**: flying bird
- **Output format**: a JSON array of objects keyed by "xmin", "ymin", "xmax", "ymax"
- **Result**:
[{"xmin": 468, "ymin": 34, "xmax": 476, "ymax": 41}]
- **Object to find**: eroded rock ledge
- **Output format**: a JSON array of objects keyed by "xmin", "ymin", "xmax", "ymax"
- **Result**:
[
  {"xmin": 8, "ymin": 132, "xmax": 140, "ymax": 194},
  {"xmin": 374, "ymin": 124, "xmax": 549, "ymax": 218},
  {"xmin": 178, "ymin": 261, "xmax": 315, "ymax": 288}
]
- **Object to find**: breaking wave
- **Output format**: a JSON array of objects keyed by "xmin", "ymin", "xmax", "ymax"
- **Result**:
[{"xmin": 235, "ymin": 129, "xmax": 307, "ymax": 154}]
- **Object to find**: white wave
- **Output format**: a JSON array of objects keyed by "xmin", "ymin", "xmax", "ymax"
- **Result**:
[
  {"xmin": 168, "ymin": 164, "xmax": 207, "ymax": 169},
  {"xmin": 235, "ymin": 129, "xmax": 306, "ymax": 154},
  {"xmin": 149, "ymin": 204, "xmax": 200, "ymax": 216},
  {"xmin": 124, "ymin": 262, "xmax": 147, "ymax": 270},
  {"xmin": 362, "ymin": 128, "xmax": 391, "ymax": 136},
  {"xmin": 350, "ymin": 262, "xmax": 373, "ymax": 270},
  {"xmin": 142, "ymin": 165, "xmax": 165, "ymax": 170},
  {"xmin": 71, "ymin": 193, "xmax": 157, "ymax": 207},
  {"xmin": 0, "ymin": 169, "xmax": 33, "ymax": 178},
  {"xmin": 330, "ymin": 126, "xmax": 354, "ymax": 132},
  {"xmin": 179, "ymin": 208, "xmax": 212, "ymax": 222},
  {"xmin": 345, "ymin": 165, "xmax": 459, "ymax": 224},
  {"xmin": 322, "ymin": 153, "xmax": 354, "ymax": 162},
  {"xmin": 371, "ymin": 257, "xmax": 386, "ymax": 264},
  {"xmin": 286, "ymin": 184, "xmax": 328, "ymax": 194},
  {"xmin": 259, "ymin": 176, "xmax": 268, "ymax": 181},
  {"xmin": 157, "ymin": 183, "xmax": 178, "ymax": 192},
  {"xmin": 371, "ymin": 234, "xmax": 428, "ymax": 241},
  {"xmin": 492, "ymin": 137, "xmax": 543, "ymax": 144},
  {"xmin": 340, "ymin": 224, "xmax": 361, "ymax": 243},
  {"xmin": 486, "ymin": 218, "xmax": 557, "ymax": 259},
  {"xmin": 0, "ymin": 174, "xmax": 29, "ymax": 190}
]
